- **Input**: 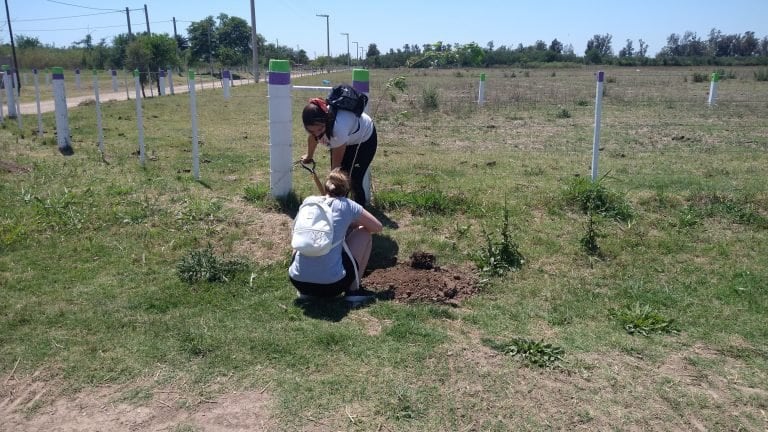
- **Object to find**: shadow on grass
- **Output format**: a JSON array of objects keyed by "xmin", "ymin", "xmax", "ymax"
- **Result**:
[
  {"xmin": 368, "ymin": 234, "xmax": 399, "ymax": 271},
  {"xmin": 293, "ymin": 291, "xmax": 394, "ymax": 322}
]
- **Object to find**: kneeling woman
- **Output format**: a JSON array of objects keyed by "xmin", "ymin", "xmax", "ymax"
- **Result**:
[{"xmin": 288, "ymin": 168, "xmax": 383, "ymax": 301}]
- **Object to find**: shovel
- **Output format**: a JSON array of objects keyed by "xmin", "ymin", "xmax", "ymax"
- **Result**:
[{"xmin": 295, "ymin": 159, "xmax": 325, "ymax": 195}]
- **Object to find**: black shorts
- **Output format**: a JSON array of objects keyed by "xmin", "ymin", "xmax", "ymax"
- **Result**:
[{"xmin": 289, "ymin": 249, "xmax": 358, "ymax": 297}]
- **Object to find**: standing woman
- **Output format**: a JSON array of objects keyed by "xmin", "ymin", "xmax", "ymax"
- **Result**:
[
  {"xmin": 289, "ymin": 168, "xmax": 383, "ymax": 301},
  {"xmin": 300, "ymin": 97, "xmax": 377, "ymax": 206}
]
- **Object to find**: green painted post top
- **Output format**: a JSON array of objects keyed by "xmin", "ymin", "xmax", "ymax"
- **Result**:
[
  {"xmin": 93, "ymin": 69, "xmax": 98, "ymax": 76},
  {"xmin": 352, "ymin": 69, "xmax": 369, "ymax": 82},
  {"xmin": 51, "ymin": 67, "xmax": 63, "ymax": 74},
  {"xmin": 711, "ymin": 72, "xmax": 720, "ymax": 82},
  {"xmin": 269, "ymin": 59, "xmax": 290, "ymax": 72},
  {"xmin": 1, "ymin": 65, "xmax": 8, "ymax": 71},
  {"xmin": 133, "ymin": 69, "xmax": 140, "ymax": 78},
  {"xmin": 480, "ymin": 73, "xmax": 486, "ymax": 81},
  {"xmin": 188, "ymin": 69, "xmax": 196, "ymax": 80}
]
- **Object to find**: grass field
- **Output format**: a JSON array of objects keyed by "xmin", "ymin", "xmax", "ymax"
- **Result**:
[{"xmin": 1, "ymin": 65, "xmax": 767, "ymax": 431}]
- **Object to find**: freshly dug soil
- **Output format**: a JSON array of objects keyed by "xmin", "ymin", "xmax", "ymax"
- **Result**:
[{"xmin": 363, "ymin": 251, "xmax": 481, "ymax": 305}]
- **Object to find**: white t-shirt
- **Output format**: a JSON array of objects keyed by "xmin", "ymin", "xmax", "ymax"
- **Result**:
[{"xmin": 324, "ymin": 110, "xmax": 374, "ymax": 149}]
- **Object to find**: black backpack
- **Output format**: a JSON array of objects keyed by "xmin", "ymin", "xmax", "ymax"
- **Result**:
[{"xmin": 326, "ymin": 84, "xmax": 368, "ymax": 117}]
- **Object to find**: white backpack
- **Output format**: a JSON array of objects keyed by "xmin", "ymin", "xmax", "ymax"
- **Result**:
[{"xmin": 291, "ymin": 197, "xmax": 341, "ymax": 256}]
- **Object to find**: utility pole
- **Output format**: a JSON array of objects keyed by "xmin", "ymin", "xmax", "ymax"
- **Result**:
[
  {"xmin": 250, "ymin": 0, "xmax": 259, "ymax": 82},
  {"xmin": 144, "ymin": 4, "xmax": 150, "ymax": 34},
  {"xmin": 352, "ymin": 41, "xmax": 359, "ymax": 64},
  {"xmin": 3, "ymin": 0, "xmax": 20, "ymax": 94},
  {"xmin": 341, "ymin": 32, "xmax": 350, "ymax": 66},
  {"xmin": 125, "ymin": 7, "xmax": 132, "ymax": 38},
  {"xmin": 316, "ymin": 14, "xmax": 330, "ymax": 68}
]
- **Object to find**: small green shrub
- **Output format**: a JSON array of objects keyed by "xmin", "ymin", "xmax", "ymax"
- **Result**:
[
  {"xmin": 580, "ymin": 213, "xmax": 604, "ymax": 257},
  {"xmin": 472, "ymin": 200, "xmax": 525, "ymax": 276},
  {"xmin": 177, "ymin": 245, "xmax": 249, "ymax": 284},
  {"xmin": 755, "ymin": 68, "xmax": 768, "ymax": 82},
  {"xmin": 606, "ymin": 76, "xmax": 616, "ymax": 84},
  {"xmin": 692, "ymin": 72, "xmax": 709, "ymax": 83},
  {"xmin": 614, "ymin": 303, "xmax": 679, "ymax": 336},
  {"xmin": 244, "ymin": 183, "xmax": 269, "ymax": 202},
  {"xmin": 421, "ymin": 86, "xmax": 439, "ymax": 111},
  {"xmin": 563, "ymin": 176, "xmax": 634, "ymax": 222},
  {"xmin": 555, "ymin": 108, "xmax": 571, "ymax": 119},
  {"xmin": 484, "ymin": 337, "xmax": 565, "ymax": 368},
  {"xmin": 576, "ymin": 99, "xmax": 589, "ymax": 107}
]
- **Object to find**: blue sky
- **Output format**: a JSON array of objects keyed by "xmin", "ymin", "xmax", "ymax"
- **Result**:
[{"xmin": 4, "ymin": 0, "xmax": 767, "ymax": 58}]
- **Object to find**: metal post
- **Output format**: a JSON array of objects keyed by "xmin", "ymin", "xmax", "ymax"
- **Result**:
[
  {"xmin": 591, "ymin": 71, "xmax": 605, "ymax": 182},
  {"xmin": 341, "ymin": 32, "xmax": 350, "ymax": 66}
]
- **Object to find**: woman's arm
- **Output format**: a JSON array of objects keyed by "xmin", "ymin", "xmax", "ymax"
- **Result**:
[
  {"xmin": 330, "ymin": 145, "xmax": 346, "ymax": 169},
  {"xmin": 355, "ymin": 208, "xmax": 383, "ymax": 233},
  {"xmin": 302, "ymin": 135, "xmax": 319, "ymax": 162}
]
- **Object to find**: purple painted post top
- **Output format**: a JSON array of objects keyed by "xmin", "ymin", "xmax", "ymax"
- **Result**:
[
  {"xmin": 352, "ymin": 69, "xmax": 370, "ymax": 93},
  {"xmin": 597, "ymin": 71, "xmax": 605, "ymax": 82},
  {"xmin": 52, "ymin": 67, "xmax": 65, "ymax": 80},
  {"xmin": 111, "ymin": 69, "xmax": 117, "ymax": 76},
  {"xmin": 33, "ymin": 68, "xmax": 38, "ymax": 74},
  {"xmin": 268, "ymin": 59, "xmax": 290, "ymax": 85},
  {"xmin": 160, "ymin": 70, "xmax": 166, "ymax": 77},
  {"xmin": 76, "ymin": 69, "xmax": 80, "ymax": 74},
  {"xmin": 222, "ymin": 70, "xmax": 231, "ymax": 79}
]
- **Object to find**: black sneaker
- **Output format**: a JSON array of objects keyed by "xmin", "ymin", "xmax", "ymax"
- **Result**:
[{"xmin": 344, "ymin": 287, "xmax": 377, "ymax": 304}]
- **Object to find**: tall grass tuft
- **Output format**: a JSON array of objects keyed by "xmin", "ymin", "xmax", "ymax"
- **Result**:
[
  {"xmin": 473, "ymin": 199, "xmax": 525, "ymax": 276},
  {"xmin": 176, "ymin": 245, "xmax": 250, "ymax": 284},
  {"xmin": 563, "ymin": 176, "xmax": 634, "ymax": 222}
]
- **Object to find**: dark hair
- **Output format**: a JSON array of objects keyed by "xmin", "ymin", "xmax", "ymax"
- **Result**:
[
  {"xmin": 302, "ymin": 100, "xmax": 336, "ymax": 138},
  {"xmin": 325, "ymin": 168, "xmax": 350, "ymax": 197}
]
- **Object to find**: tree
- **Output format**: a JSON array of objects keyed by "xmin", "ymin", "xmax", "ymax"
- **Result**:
[
  {"xmin": 637, "ymin": 39, "xmax": 648, "ymax": 58},
  {"xmin": 16, "ymin": 35, "xmax": 42, "ymax": 49},
  {"xmin": 619, "ymin": 39, "xmax": 634, "ymax": 58},
  {"xmin": 125, "ymin": 34, "xmax": 179, "ymax": 96},
  {"xmin": 586, "ymin": 34, "xmax": 613, "ymax": 58},
  {"xmin": 187, "ymin": 16, "xmax": 218, "ymax": 70},
  {"xmin": 216, "ymin": 14, "xmax": 251, "ymax": 66},
  {"xmin": 456, "ymin": 42, "xmax": 484, "ymax": 66},
  {"xmin": 549, "ymin": 38, "xmax": 563, "ymax": 54}
]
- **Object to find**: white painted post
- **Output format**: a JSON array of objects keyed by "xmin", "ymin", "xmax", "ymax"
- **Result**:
[
  {"xmin": 52, "ymin": 67, "xmax": 74, "ymax": 156},
  {"xmin": 268, "ymin": 59, "xmax": 293, "ymax": 197},
  {"xmin": 124, "ymin": 72, "xmax": 130, "ymax": 100},
  {"xmin": 45, "ymin": 68, "xmax": 50, "ymax": 86},
  {"xmin": 167, "ymin": 66, "xmax": 175, "ymax": 95},
  {"xmin": 352, "ymin": 68, "xmax": 373, "ymax": 204},
  {"xmin": 133, "ymin": 70, "xmax": 146, "ymax": 166},
  {"xmin": 111, "ymin": 69, "xmax": 118, "ymax": 92},
  {"xmin": 75, "ymin": 68, "xmax": 81, "ymax": 90},
  {"xmin": 189, "ymin": 70, "xmax": 200, "ymax": 180},
  {"xmin": 158, "ymin": 69, "xmax": 166, "ymax": 96},
  {"xmin": 93, "ymin": 70, "xmax": 104, "ymax": 156},
  {"xmin": 222, "ymin": 70, "xmax": 231, "ymax": 100},
  {"xmin": 591, "ymin": 71, "xmax": 605, "ymax": 182},
  {"xmin": 478, "ymin": 73, "xmax": 486, "ymax": 106},
  {"xmin": 708, "ymin": 72, "xmax": 719, "ymax": 106},
  {"xmin": 2, "ymin": 65, "xmax": 18, "ymax": 118},
  {"xmin": 34, "ymin": 69, "xmax": 43, "ymax": 135},
  {"xmin": 23, "ymin": 73, "xmax": 27, "ymax": 86}
]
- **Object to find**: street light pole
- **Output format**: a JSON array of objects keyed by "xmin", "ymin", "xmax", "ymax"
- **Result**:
[
  {"xmin": 340, "ymin": 32, "xmax": 350, "ymax": 67},
  {"xmin": 316, "ymin": 14, "xmax": 330, "ymax": 69},
  {"xmin": 352, "ymin": 41, "xmax": 359, "ymax": 64},
  {"xmin": 250, "ymin": 0, "xmax": 259, "ymax": 82}
]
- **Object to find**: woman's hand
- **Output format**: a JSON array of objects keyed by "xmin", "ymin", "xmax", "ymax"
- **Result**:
[{"xmin": 300, "ymin": 154, "xmax": 314, "ymax": 164}]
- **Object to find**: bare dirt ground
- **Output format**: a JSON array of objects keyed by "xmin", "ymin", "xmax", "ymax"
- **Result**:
[{"xmin": 363, "ymin": 251, "xmax": 482, "ymax": 305}]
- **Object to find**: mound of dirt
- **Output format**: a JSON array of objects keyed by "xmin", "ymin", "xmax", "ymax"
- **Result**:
[{"xmin": 363, "ymin": 252, "xmax": 481, "ymax": 306}]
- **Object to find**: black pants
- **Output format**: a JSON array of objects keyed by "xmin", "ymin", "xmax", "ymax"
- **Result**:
[{"xmin": 340, "ymin": 127, "xmax": 377, "ymax": 206}]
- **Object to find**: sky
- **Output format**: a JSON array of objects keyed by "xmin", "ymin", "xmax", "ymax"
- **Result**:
[{"xmin": 3, "ymin": 0, "xmax": 768, "ymax": 59}]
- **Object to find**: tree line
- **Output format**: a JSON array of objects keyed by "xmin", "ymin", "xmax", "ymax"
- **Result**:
[{"xmin": 2, "ymin": 19, "xmax": 767, "ymax": 77}]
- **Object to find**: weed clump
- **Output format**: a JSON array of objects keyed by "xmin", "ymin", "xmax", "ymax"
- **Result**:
[
  {"xmin": 563, "ymin": 176, "xmax": 634, "ymax": 222},
  {"xmin": 614, "ymin": 303, "xmax": 679, "ymax": 336},
  {"xmin": 472, "ymin": 200, "xmax": 525, "ymax": 276},
  {"xmin": 484, "ymin": 337, "xmax": 565, "ymax": 368},
  {"xmin": 177, "ymin": 245, "xmax": 249, "ymax": 284}
]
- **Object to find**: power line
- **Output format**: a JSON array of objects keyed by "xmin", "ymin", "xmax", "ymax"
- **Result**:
[
  {"xmin": 45, "ymin": 0, "xmax": 122, "ymax": 12},
  {"xmin": 13, "ymin": 11, "xmax": 123, "ymax": 22}
]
